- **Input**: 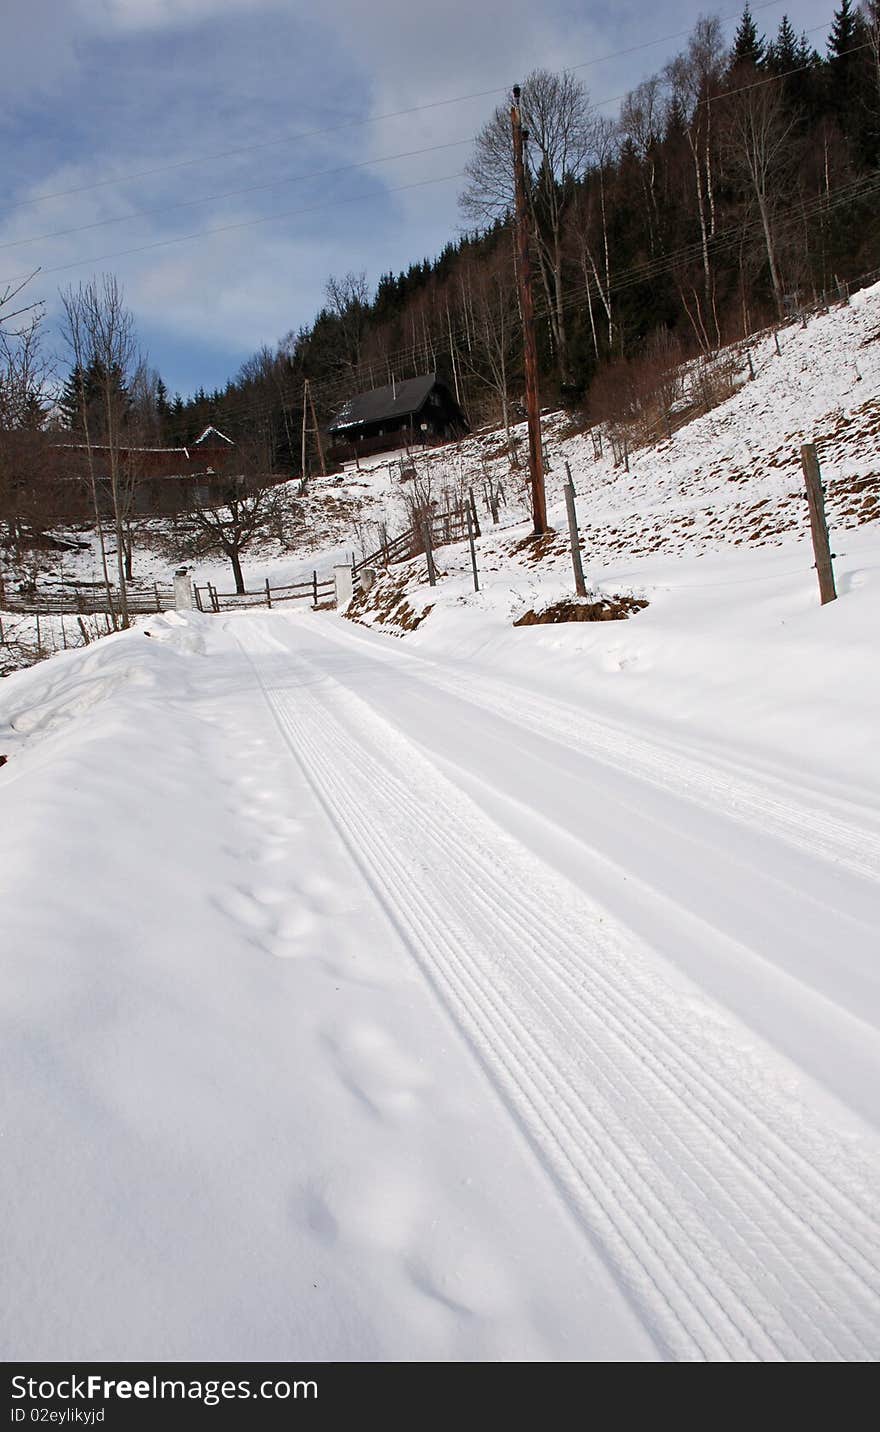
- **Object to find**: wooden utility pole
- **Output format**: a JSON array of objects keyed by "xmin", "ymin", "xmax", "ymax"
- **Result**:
[
  {"xmin": 800, "ymin": 443, "xmax": 837, "ymax": 605},
  {"xmin": 300, "ymin": 379, "xmax": 327, "ymax": 486},
  {"xmin": 307, "ymin": 380, "xmax": 326, "ymax": 476},
  {"xmin": 511, "ymin": 85, "xmax": 548, "ymax": 536}
]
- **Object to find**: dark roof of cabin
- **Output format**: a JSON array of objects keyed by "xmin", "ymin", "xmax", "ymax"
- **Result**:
[{"xmin": 329, "ymin": 373, "xmax": 441, "ymax": 433}]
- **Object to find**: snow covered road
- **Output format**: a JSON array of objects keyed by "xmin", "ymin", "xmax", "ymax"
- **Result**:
[
  {"xmin": 233, "ymin": 612, "xmax": 880, "ymax": 1362},
  {"xmin": 2, "ymin": 606, "xmax": 879, "ymax": 1361}
]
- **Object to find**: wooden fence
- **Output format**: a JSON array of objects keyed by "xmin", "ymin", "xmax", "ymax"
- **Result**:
[
  {"xmin": 193, "ymin": 571, "xmax": 334, "ymax": 613},
  {"xmin": 1, "ymin": 582, "xmax": 175, "ymax": 616},
  {"xmin": 352, "ymin": 503, "xmax": 470, "ymax": 578}
]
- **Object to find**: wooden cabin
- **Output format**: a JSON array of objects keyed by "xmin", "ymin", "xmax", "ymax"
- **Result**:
[
  {"xmin": 328, "ymin": 374, "xmax": 468, "ymax": 463},
  {"xmin": 50, "ymin": 426, "xmax": 259, "ymax": 516}
]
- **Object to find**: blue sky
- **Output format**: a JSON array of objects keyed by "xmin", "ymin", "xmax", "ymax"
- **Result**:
[{"xmin": 1, "ymin": 0, "xmax": 836, "ymax": 398}]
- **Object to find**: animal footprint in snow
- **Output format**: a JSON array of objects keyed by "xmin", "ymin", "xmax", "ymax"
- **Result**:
[
  {"xmin": 297, "ymin": 1184, "xmax": 340, "ymax": 1247},
  {"xmin": 301, "ymin": 873, "xmax": 357, "ymax": 916},
  {"xmin": 270, "ymin": 906, "xmax": 318, "ymax": 959},
  {"xmin": 213, "ymin": 886, "xmax": 276, "ymax": 935},
  {"xmin": 323, "ymin": 1022, "xmax": 428, "ymax": 1121}
]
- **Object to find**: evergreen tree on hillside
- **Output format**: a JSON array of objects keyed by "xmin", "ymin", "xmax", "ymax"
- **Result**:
[
  {"xmin": 168, "ymin": 393, "xmax": 186, "ymax": 444},
  {"xmin": 829, "ymin": 0, "xmax": 862, "ymax": 58},
  {"xmin": 828, "ymin": 0, "xmax": 872, "ymax": 149},
  {"xmin": 730, "ymin": 5, "xmax": 766, "ymax": 69},
  {"xmin": 57, "ymin": 357, "xmax": 128, "ymax": 439},
  {"xmin": 767, "ymin": 14, "xmax": 797, "ymax": 71},
  {"xmin": 766, "ymin": 16, "xmax": 823, "ymax": 115},
  {"xmin": 155, "ymin": 376, "xmax": 170, "ymax": 428},
  {"xmin": 57, "ymin": 364, "xmax": 86, "ymax": 432}
]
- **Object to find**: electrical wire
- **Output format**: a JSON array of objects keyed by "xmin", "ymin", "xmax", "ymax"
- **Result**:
[{"xmin": 0, "ymin": 0, "xmax": 799, "ymax": 216}]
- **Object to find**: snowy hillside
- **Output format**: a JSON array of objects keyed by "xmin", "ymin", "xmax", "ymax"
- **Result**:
[
  {"xmin": 1, "ymin": 288, "xmax": 879, "ymax": 1363},
  {"xmin": 4, "ymin": 281, "xmax": 880, "ymax": 677},
  {"xmin": 342, "ymin": 282, "xmax": 880, "ymax": 642}
]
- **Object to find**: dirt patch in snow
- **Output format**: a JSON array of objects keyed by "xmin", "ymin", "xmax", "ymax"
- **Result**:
[
  {"xmin": 509, "ymin": 530, "xmax": 561, "ymax": 564},
  {"xmin": 514, "ymin": 595, "xmax": 648, "ymax": 626},
  {"xmin": 345, "ymin": 569, "xmax": 435, "ymax": 635}
]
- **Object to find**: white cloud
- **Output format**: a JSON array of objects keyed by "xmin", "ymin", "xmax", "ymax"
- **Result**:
[{"xmin": 76, "ymin": 0, "xmax": 283, "ymax": 30}]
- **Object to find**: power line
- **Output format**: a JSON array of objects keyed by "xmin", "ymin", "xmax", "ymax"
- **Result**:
[
  {"xmin": 0, "ymin": 139, "xmax": 476, "ymax": 255},
  {"xmin": 0, "ymin": 0, "xmax": 797, "ymax": 216},
  {"xmin": 2, "ymin": 22, "xmax": 858, "ymax": 280},
  {"xmin": 0, "ymin": 172, "xmax": 467, "ymax": 287}
]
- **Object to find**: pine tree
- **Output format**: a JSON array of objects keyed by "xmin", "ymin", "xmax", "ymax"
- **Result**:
[
  {"xmin": 829, "ymin": 0, "xmax": 860, "ymax": 60},
  {"xmin": 730, "ymin": 5, "xmax": 766, "ymax": 70},
  {"xmin": 828, "ymin": 0, "xmax": 871, "ymax": 144},
  {"xmin": 57, "ymin": 365, "xmax": 86, "ymax": 432},
  {"xmin": 767, "ymin": 15, "xmax": 797, "ymax": 73}
]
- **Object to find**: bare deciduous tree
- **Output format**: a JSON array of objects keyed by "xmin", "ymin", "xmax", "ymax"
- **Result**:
[
  {"xmin": 724, "ymin": 77, "xmax": 799, "ymax": 319},
  {"xmin": 665, "ymin": 17, "xmax": 727, "ymax": 345},
  {"xmin": 325, "ymin": 271, "xmax": 370, "ymax": 372},
  {"xmin": 461, "ymin": 69, "xmax": 592, "ymax": 385},
  {"xmin": 185, "ymin": 487, "xmax": 275, "ymax": 594},
  {"xmin": 60, "ymin": 276, "xmax": 140, "ymax": 625},
  {"xmin": 458, "ymin": 247, "xmax": 520, "ymax": 451},
  {"xmin": 176, "ymin": 439, "xmax": 279, "ymax": 593}
]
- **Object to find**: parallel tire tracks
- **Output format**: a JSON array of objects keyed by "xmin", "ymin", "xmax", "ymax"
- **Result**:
[
  {"xmin": 315, "ymin": 619, "xmax": 880, "ymax": 885},
  {"xmin": 238, "ymin": 623, "xmax": 880, "ymax": 1362}
]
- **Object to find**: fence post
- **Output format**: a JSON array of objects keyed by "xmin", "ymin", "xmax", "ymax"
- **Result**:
[
  {"xmin": 193, "ymin": 585, "xmax": 203, "ymax": 613},
  {"xmin": 422, "ymin": 520, "xmax": 437, "ymax": 587},
  {"xmin": 154, "ymin": 582, "xmax": 162, "ymax": 612},
  {"xmin": 747, "ymin": 351, "xmax": 756, "ymax": 380},
  {"xmin": 265, "ymin": 577, "xmax": 272, "ymax": 609},
  {"xmin": 564, "ymin": 463, "xmax": 588, "ymax": 598},
  {"xmin": 800, "ymin": 444, "xmax": 837, "ymax": 605},
  {"xmin": 312, "ymin": 570, "xmax": 318, "ymax": 607},
  {"xmin": 173, "ymin": 568, "xmax": 194, "ymax": 612},
  {"xmin": 774, "ymin": 331, "xmax": 782, "ymax": 357},
  {"xmin": 468, "ymin": 486, "xmax": 482, "ymax": 538},
  {"xmin": 333, "ymin": 565, "xmax": 354, "ymax": 608},
  {"xmin": 465, "ymin": 501, "xmax": 480, "ymax": 593}
]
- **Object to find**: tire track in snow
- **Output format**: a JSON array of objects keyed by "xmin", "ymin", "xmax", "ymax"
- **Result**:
[
  {"xmin": 237, "ymin": 623, "xmax": 880, "ymax": 1362},
  {"xmin": 314, "ymin": 618, "xmax": 880, "ymax": 885}
]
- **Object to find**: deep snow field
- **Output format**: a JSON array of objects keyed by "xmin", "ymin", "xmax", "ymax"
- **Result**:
[{"xmin": 1, "ymin": 288, "xmax": 880, "ymax": 1362}]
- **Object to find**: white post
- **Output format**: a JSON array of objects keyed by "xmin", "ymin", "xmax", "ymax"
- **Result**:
[
  {"xmin": 333, "ymin": 564, "xmax": 354, "ymax": 608},
  {"xmin": 173, "ymin": 567, "xmax": 194, "ymax": 611}
]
